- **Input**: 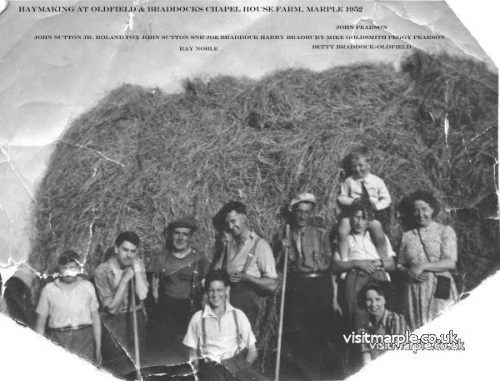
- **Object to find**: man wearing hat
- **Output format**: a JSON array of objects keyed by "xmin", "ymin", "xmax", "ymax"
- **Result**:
[
  {"xmin": 148, "ymin": 217, "xmax": 210, "ymax": 342},
  {"xmin": 276, "ymin": 193, "xmax": 336, "ymax": 367}
]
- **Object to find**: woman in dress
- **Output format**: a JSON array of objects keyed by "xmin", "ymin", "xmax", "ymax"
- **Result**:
[{"xmin": 397, "ymin": 190, "xmax": 458, "ymax": 330}]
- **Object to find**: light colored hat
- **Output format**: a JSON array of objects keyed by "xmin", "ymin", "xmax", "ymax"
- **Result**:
[{"xmin": 290, "ymin": 192, "xmax": 316, "ymax": 209}]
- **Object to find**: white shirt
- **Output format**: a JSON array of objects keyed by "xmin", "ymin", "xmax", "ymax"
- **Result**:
[
  {"xmin": 345, "ymin": 232, "xmax": 395, "ymax": 261},
  {"xmin": 183, "ymin": 301, "xmax": 256, "ymax": 361},
  {"xmin": 335, "ymin": 232, "xmax": 395, "ymax": 280},
  {"xmin": 227, "ymin": 231, "xmax": 278, "ymax": 279},
  {"xmin": 35, "ymin": 278, "xmax": 99, "ymax": 328},
  {"xmin": 338, "ymin": 173, "xmax": 391, "ymax": 210}
]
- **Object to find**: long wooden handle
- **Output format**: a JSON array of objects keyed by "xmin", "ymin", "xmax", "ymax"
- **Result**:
[
  {"xmin": 275, "ymin": 224, "xmax": 290, "ymax": 381},
  {"xmin": 222, "ymin": 237, "xmax": 230, "ymax": 270},
  {"xmin": 130, "ymin": 278, "xmax": 142, "ymax": 381}
]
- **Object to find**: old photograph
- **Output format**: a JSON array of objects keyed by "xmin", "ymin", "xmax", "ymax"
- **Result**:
[{"xmin": 0, "ymin": 0, "xmax": 498, "ymax": 380}]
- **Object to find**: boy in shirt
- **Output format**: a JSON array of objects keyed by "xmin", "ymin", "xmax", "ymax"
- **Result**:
[
  {"xmin": 337, "ymin": 146, "xmax": 391, "ymax": 263},
  {"xmin": 183, "ymin": 269, "xmax": 268, "ymax": 381},
  {"xmin": 35, "ymin": 250, "xmax": 101, "ymax": 364}
]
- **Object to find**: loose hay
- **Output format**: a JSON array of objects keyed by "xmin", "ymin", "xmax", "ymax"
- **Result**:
[{"xmin": 28, "ymin": 51, "xmax": 498, "ymax": 363}]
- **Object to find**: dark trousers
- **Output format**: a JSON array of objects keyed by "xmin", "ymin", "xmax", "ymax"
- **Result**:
[
  {"xmin": 101, "ymin": 310, "xmax": 147, "ymax": 374},
  {"xmin": 284, "ymin": 273, "xmax": 334, "ymax": 337},
  {"xmin": 229, "ymin": 282, "xmax": 260, "ymax": 326},
  {"xmin": 340, "ymin": 269, "xmax": 388, "ymax": 330},
  {"xmin": 198, "ymin": 361, "xmax": 239, "ymax": 381},
  {"xmin": 49, "ymin": 326, "xmax": 95, "ymax": 363},
  {"xmin": 199, "ymin": 356, "xmax": 270, "ymax": 381},
  {"xmin": 282, "ymin": 273, "xmax": 338, "ymax": 371},
  {"xmin": 147, "ymin": 295, "xmax": 196, "ymax": 354}
]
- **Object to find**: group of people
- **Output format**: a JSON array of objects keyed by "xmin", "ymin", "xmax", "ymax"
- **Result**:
[{"xmin": 33, "ymin": 146, "xmax": 459, "ymax": 379}]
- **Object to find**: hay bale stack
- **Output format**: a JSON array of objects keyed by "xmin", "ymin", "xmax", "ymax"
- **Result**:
[
  {"xmin": 30, "ymin": 50, "xmax": 498, "ymax": 297},
  {"xmin": 399, "ymin": 51, "xmax": 499, "ymax": 291}
]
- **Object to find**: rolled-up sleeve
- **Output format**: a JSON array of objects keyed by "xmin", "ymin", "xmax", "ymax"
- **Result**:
[
  {"xmin": 35, "ymin": 285, "xmax": 50, "ymax": 317},
  {"xmin": 85, "ymin": 282, "xmax": 100, "ymax": 312},
  {"xmin": 256, "ymin": 240, "xmax": 278, "ymax": 279},
  {"xmin": 94, "ymin": 266, "xmax": 114, "ymax": 309}
]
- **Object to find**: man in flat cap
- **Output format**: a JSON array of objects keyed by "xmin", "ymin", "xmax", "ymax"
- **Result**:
[
  {"xmin": 212, "ymin": 201, "xmax": 278, "ymax": 327},
  {"xmin": 148, "ymin": 217, "xmax": 210, "ymax": 343},
  {"xmin": 276, "ymin": 193, "xmax": 337, "ymax": 368}
]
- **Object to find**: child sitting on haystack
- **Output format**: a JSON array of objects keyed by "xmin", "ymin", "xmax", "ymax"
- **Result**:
[
  {"xmin": 35, "ymin": 250, "xmax": 101, "ymax": 364},
  {"xmin": 337, "ymin": 146, "xmax": 391, "ymax": 262}
]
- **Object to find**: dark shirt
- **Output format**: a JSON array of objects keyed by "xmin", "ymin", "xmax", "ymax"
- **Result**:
[{"xmin": 148, "ymin": 248, "xmax": 210, "ymax": 300}]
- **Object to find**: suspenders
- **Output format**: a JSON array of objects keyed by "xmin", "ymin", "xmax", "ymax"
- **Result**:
[
  {"xmin": 224, "ymin": 235, "xmax": 261, "ymax": 274},
  {"xmin": 200, "ymin": 309, "xmax": 242, "ymax": 357},
  {"xmin": 198, "ymin": 236, "xmax": 258, "ymax": 357},
  {"xmin": 291, "ymin": 227, "xmax": 324, "ymax": 268},
  {"xmin": 241, "ymin": 237, "xmax": 260, "ymax": 274},
  {"xmin": 189, "ymin": 250, "xmax": 200, "ymax": 309}
]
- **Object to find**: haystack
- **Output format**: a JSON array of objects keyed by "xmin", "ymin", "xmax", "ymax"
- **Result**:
[{"xmin": 26, "ymin": 51, "xmax": 498, "ymax": 363}]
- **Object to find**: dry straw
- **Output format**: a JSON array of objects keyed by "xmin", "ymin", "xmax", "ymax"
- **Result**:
[{"xmin": 28, "ymin": 50, "xmax": 498, "ymax": 363}]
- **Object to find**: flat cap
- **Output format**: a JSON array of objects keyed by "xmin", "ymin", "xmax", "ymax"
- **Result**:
[
  {"xmin": 167, "ymin": 217, "xmax": 198, "ymax": 232},
  {"xmin": 289, "ymin": 192, "xmax": 316, "ymax": 209}
]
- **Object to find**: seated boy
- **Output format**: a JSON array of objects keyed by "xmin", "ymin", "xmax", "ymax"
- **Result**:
[
  {"xmin": 337, "ymin": 146, "xmax": 391, "ymax": 262},
  {"xmin": 35, "ymin": 250, "xmax": 101, "ymax": 364},
  {"xmin": 183, "ymin": 269, "xmax": 268, "ymax": 381}
]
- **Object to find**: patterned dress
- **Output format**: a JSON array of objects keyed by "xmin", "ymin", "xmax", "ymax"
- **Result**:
[{"xmin": 399, "ymin": 222, "xmax": 458, "ymax": 330}]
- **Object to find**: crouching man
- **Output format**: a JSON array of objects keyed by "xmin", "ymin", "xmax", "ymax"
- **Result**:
[{"xmin": 183, "ymin": 270, "xmax": 269, "ymax": 381}]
